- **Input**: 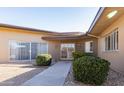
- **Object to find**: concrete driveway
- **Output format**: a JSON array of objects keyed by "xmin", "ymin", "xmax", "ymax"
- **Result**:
[{"xmin": 0, "ymin": 63, "xmax": 47, "ymax": 86}]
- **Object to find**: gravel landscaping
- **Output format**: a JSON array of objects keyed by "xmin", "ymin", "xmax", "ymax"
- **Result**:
[
  {"xmin": 0, "ymin": 63, "xmax": 48, "ymax": 86},
  {"xmin": 64, "ymin": 66, "xmax": 124, "ymax": 86}
]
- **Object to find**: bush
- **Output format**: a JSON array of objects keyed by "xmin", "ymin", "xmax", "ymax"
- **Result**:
[
  {"xmin": 72, "ymin": 51, "xmax": 83, "ymax": 60},
  {"xmin": 73, "ymin": 56, "xmax": 110, "ymax": 85},
  {"xmin": 36, "ymin": 54, "xmax": 52, "ymax": 66},
  {"xmin": 72, "ymin": 51, "xmax": 94, "ymax": 60}
]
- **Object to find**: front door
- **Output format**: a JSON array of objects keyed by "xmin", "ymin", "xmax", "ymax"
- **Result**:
[{"xmin": 60, "ymin": 43, "xmax": 75, "ymax": 60}]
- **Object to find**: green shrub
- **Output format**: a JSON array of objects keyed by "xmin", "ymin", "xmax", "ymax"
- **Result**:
[
  {"xmin": 36, "ymin": 54, "xmax": 52, "ymax": 66},
  {"xmin": 72, "ymin": 51, "xmax": 94, "ymax": 60},
  {"xmin": 72, "ymin": 51, "xmax": 83, "ymax": 60},
  {"xmin": 73, "ymin": 56, "xmax": 110, "ymax": 85}
]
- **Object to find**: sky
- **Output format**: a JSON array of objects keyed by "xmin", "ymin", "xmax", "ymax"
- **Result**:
[{"xmin": 0, "ymin": 7, "xmax": 99, "ymax": 33}]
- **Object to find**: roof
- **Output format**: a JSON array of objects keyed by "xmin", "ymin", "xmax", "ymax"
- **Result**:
[
  {"xmin": 42, "ymin": 31, "xmax": 86, "ymax": 41},
  {"xmin": 58, "ymin": 32, "xmax": 84, "ymax": 36},
  {"xmin": 42, "ymin": 33, "xmax": 93, "ymax": 41},
  {"xmin": 0, "ymin": 23, "xmax": 58, "ymax": 35},
  {"xmin": 88, "ymin": 7, "xmax": 124, "ymax": 36},
  {"xmin": 2, "ymin": 7, "xmax": 115, "ymax": 39},
  {"xmin": 42, "ymin": 36, "xmax": 81, "ymax": 40},
  {"xmin": 87, "ymin": 7, "xmax": 105, "ymax": 33},
  {"xmin": 0, "ymin": 23, "xmax": 85, "ymax": 37}
]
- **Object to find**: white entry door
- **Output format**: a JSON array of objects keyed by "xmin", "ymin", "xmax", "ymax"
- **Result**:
[{"xmin": 60, "ymin": 43, "xmax": 75, "ymax": 60}]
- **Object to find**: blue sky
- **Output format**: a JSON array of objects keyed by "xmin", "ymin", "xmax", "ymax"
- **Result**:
[{"xmin": 0, "ymin": 7, "xmax": 99, "ymax": 33}]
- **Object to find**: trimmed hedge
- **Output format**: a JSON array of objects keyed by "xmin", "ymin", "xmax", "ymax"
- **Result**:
[
  {"xmin": 72, "ymin": 51, "xmax": 94, "ymax": 60},
  {"xmin": 36, "ymin": 54, "xmax": 52, "ymax": 66},
  {"xmin": 73, "ymin": 56, "xmax": 110, "ymax": 85}
]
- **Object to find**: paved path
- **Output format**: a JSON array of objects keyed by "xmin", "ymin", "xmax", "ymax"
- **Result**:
[
  {"xmin": 0, "ymin": 63, "xmax": 47, "ymax": 86},
  {"xmin": 22, "ymin": 61, "xmax": 71, "ymax": 86}
]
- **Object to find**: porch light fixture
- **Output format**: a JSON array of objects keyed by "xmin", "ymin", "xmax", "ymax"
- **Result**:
[{"xmin": 107, "ymin": 10, "xmax": 118, "ymax": 19}]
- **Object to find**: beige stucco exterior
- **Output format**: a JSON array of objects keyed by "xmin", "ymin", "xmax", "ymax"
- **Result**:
[
  {"xmin": 0, "ymin": 27, "xmax": 49, "ymax": 62},
  {"xmin": 47, "ymin": 37, "xmax": 98, "ymax": 61},
  {"xmin": 0, "ymin": 26, "xmax": 97, "ymax": 63},
  {"xmin": 98, "ymin": 14, "xmax": 124, "ymax": 73},
  {"xmin": 76, "ymin": 37, "xmax": 98, "ymax": 56},
  {"xmin": 48, "ymin": 41, "xmax": 60, "ymax": 62}
]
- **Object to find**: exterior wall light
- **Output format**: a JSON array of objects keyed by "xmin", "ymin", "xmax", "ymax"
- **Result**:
[{"xmin": 107, "ymin": 10, "xmax": 118, "ymax": 19}]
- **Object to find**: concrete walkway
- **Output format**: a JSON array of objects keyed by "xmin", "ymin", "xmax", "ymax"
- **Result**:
[{"xmin": 22, "ymin": 61, "xmax": 71, "ymax": 86}]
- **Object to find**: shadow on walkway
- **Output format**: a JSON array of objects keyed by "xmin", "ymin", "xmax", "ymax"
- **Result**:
[{"xmin": 0, "ymin": 67, "xmax": 48, "ymax": 86}]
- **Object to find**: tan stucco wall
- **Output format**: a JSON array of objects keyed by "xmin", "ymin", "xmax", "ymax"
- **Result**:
[
  {"xmin": 47, "ymin": 38, "xmax": 98, "ymax": 61},
  {"xmin": 76, "ymin": 38, "xmax": 98, "ymax": 56},
  {"xmin": 48, "ymin": 40, "xmax": 78, "ymax": 61},
  {"xmin": 0, "ymin": 26, "xmax": 98, "ymax": 63},
  {"xmin": 0, "ymin": 27, "xmax": 85, "ymax": 62},
  {"xmin": 98, "ymin": 14, "xmax": 124, "ymax": 73},
  {"xmin": 48, "ymin": 41, "xmax": 61, "ymax": 62},
  {"xmin": 0, "ymin": 27, "xmax": 50, "ymax": 62}
]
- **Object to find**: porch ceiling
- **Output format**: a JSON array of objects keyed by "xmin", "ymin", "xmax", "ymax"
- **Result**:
[{"xmin": 89, "ymin": 7, "xmax": 124, "ymax": 36}]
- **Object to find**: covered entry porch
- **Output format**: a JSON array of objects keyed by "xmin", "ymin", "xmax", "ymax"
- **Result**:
[{"xmin": 42, "ymin": 33, "xmax": 98, "ymax": 62}]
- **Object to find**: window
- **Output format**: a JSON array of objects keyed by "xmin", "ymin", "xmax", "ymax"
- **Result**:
[
  {"xmin": 9, "ymin": 41, "xmax": 48, "ymax": 61},
  {"xmin": 85, "ymin": 41, "xmax": 93, "ymax": 53},
  {"xmin": 31, "ymin": 43, "xmax": 48, "ymax": 59},
  {"xmin": 90, "ymin": 41, "xmax": 93, "ymax": 52},
  {"xmin": 105, "ymin": 28, "xmax": 118, "ymax": 51}
]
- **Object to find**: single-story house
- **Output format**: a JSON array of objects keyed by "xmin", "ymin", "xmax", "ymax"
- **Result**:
[
  {"xmin": 0, "ymin": 23, "xmax": 97, "ymax": 63},
  {"xmin": 0, "ymin": 7, "xmax": 124, "ymax": 73}
]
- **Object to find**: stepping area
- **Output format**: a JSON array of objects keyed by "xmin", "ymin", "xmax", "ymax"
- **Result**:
[{"xmin": 22, "ymin": 61, "xmax": 71, "ymax": 86}]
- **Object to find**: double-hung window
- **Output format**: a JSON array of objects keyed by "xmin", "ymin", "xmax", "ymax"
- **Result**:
[{"xmin": 105, "ymin": 28, "xmax": 118, "ymax": 51}]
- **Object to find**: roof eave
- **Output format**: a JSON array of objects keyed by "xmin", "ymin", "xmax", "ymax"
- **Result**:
[
  {"xmin": 0, "ymin": 23, "xmax": 58, "ymax": 35},
  {"xmin": 87, "ymin": 7, "xmax": 105, "ymax": 33}
]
